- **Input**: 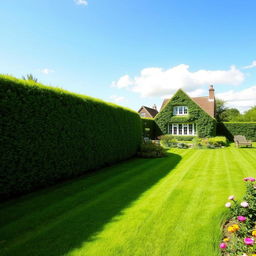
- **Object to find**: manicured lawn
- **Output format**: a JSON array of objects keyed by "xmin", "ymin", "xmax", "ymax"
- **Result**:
[{"xmin": 0, "ymin": 145, "xmax": 256, "ymax": 256}]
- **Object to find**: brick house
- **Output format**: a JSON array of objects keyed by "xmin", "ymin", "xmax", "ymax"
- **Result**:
[{"xmin": 138, "ymin": 105, "xmax": 158, "ymax": 118}]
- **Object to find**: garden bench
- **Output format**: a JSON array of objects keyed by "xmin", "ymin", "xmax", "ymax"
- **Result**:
[{"xmin": 234, "ymin": 135, "xmax": 252, "ymax": 148}]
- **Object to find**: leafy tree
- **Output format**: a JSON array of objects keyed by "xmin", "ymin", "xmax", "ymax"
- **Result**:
[
  {"xmin": 22, "ymin": 74, "xmax": 38, "ymax": 83},
  {"xmin": 216, "ymin": 99, "xmax": 227, "ymax": 122},
  {"xmin": 220, "ymin": 108, "xmax": 240, "ymax": 121},
  {"xmin": 234, "ymin": 106, "xmax": 256, "ymax": 121}
]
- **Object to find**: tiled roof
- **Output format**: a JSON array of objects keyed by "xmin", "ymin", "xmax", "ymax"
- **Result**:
[
  {"xmin": 138, "ymin": 106, "xmax": 158, "ymax": 118},
  {"xmin": 191, "ymin": 97, "xmax": 215, "ymax": 117},
  {"xmin": 160, "ymin": 96, "xmax": 215, "ymax": 118}
]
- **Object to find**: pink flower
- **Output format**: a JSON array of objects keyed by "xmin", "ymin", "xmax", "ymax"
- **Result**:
[
  {"xmin": 241, "ymin": 201, "xmax": 249, "ymax": 207},
  {"xmin": 237, "ymin": 216, "xmax": 247, "ymax": 222},
  {"xmin": 228, "ymin": 195, "xmax": 235, "ymax": 200},
  {"xmin": 225, "ymin": 202, "xmax": 231, "ymax": 208},
  {"xmin": 219, "ymin": 243, "xmax": 227, "ymax": 249},
  {"xmin": 244, "ymin": 237, "xmax": 254, "ymax": 245},
  {"xmin": 244, "ymin": 177, "xmax": 256, "ymax": 182}
]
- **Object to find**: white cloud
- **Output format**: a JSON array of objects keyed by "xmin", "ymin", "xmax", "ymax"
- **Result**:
[
  {"xmin": 112, "ymin": 64, "xmax": 244, "ymax": 97},
  {"xmin": 111, "ymin": 75, "xmax": 133, "ymax": 88},
  {"xmin": 40, "ymin": 68, "xmax": 54, "ymax": 74},
  {"xmin": 74, "ymin": 0, "xmax": 88, "ymax": 6},
  {"xmin": 216, "ymin": 86, "xmax": 256, "ymax": 112},
  {"xmin": 243, "ymin": 60, "xmax": 256, "ymax": 69},
  {"xmin": 110, "ymin": 95, "xmax": 125, "ymax": 103}
]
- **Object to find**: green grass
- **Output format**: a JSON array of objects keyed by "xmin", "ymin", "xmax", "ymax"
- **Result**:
[{"xmin": 0, "ymin": 145, "xmax": 256, "ymax": 256}]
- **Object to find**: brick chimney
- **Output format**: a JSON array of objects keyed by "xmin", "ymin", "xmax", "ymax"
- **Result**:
[{"xmin": 209, "ymin": 85, "xmax": 215, "ymax": 101}]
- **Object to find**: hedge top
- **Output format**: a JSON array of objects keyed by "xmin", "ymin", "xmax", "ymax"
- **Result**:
[{"xmin": 0, "ymin": 74, "xmax": 137, "ymax": 115}]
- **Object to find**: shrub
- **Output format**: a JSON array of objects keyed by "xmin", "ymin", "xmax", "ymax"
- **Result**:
[
  {"xmin": 137, "ymin": 143, "xmax": 166, "ymax": 158},
  {"xmin": 192, "ymin": 137, "xmax": 203, "ymax": 148},
  {"xmin": 208, "ymin": 136, "xmax": 228, "ymax": 147},
  {"xmin": 192, "ymin": 136, "xmax": 228, "ymax": 149},
  {"xmin": 220, "ymin": 177, "xmax": 256, "ymax": 255},
  {"xmin": 170, "ymin": 135, "xmax": 196, "ymax": 141},
  {"xmin": 160, "ymin": 135, "xmax": 178, "ymax": 148},
  {"xmin": 217, "ymin": 122, "xmax": 256, "ymax": 142},
  {"xmin": 177, "ymin": 143, "xmax": 189, "ymax": 149},
  {"xmin": 0, "ymin": 75, "xmax": 142, "ymax": 200}
]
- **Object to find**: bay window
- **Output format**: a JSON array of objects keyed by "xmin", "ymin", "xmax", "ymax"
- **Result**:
[{"xmin": 168, "ymin": 123, "xmax": 197, "ymax": 135}]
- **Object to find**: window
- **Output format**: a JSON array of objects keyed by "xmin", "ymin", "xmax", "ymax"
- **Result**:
[
  {"xmin": 178, "ymin": 124, "xmax": 182, "ymax": 135},
  {"xmin": 189, "ymin": 124, "xmax": 193, "ymax": 135},
  {"xmin": 173, "ymin": 106, "xmax": 188, "ymax": 115},
  {"xmin": 140, "ymin": 112, "xmax": 146, "ymax": 117},
  {"xmin": 173, "ymin": 124, "xmax": 178, "ymax": 135},
  {"xmin": 183, "ymin": 124, "xmax": 188, "ymax": 135},
  {"xmin": 169, "ymin": 124, "xmax": 172, "ymax": 134},
  {"xmin": 168, "ymin": 123, "xmax": 196, "ymax": 136}
]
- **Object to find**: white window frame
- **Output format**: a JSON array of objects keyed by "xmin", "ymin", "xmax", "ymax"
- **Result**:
[
  {"xmin": 173, "ymin": 106, "xmax": 188, "ymax": 116},
  {"xmin": 168, "ymin": 123, "xmax": 197, "ymax": 136},
  {"xmin": 140, "ymin": 112, "xmax": 146, "ymax": 117}
]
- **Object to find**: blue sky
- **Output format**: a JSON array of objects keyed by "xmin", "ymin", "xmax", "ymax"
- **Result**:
[{"xmin": 0, "ymin": 0, "xmax": 256, "ymax": 112}]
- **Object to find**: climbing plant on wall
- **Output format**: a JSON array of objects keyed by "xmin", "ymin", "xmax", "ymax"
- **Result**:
[{"xmin": 155, "ymin": 89, "xmax": 216, "ymax": 138}]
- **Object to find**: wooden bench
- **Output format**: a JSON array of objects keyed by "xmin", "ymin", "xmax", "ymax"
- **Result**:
[{"xmin": 234, "ymin": 135, "xmax": 252, "ymax": 148}]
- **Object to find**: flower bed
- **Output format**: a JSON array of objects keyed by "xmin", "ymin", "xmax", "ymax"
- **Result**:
[{"xmin": 220, "ymin": 177, "xmax": 256, "ymax": 255}]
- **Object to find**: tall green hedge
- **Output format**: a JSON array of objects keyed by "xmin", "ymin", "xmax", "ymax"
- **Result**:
[
  {"xmin": 155, "ymin": 89, "xmax": 216, "ymax": 137},
  {"xmin": 0, "ymin": 75, "xmax": 142, "ymax": 200},
  {"xmin": 141, "ymin": 118, "xmax": 156, "ymax": 139},
  {"xmin": 217, "ymin": 122, "xmax": 256, "ymax": 141}
]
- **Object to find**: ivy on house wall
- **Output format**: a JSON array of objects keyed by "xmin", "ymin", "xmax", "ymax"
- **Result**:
[{"xmin": 155, "ymin": 89, "xmax": 216, "ymax": 137}]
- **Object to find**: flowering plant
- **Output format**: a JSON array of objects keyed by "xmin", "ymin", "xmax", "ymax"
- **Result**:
[{"xmin": 220, "ymin": 177, "xmax": 256, "ymax": 255}]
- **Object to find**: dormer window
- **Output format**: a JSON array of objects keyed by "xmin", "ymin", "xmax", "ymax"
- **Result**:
[{"xmin": 173, "ymin": 106, "xmax": 188, "ymax": 115}]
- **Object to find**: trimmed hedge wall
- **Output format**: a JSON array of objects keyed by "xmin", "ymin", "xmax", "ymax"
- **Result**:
[
  {"xmin": 217, "ymin": 122, "xmax": 256, "ymax": 141},
  {"xmin": 141, "ymin": 118, "xmax": 156, "ymax": 139},
  {"xmin": 155, "ymin": 89, "xmax": 216, "ymax": 137},
  {"xmin": 0, "ymin": 75, "xmax": 142, "ymax": 200}
]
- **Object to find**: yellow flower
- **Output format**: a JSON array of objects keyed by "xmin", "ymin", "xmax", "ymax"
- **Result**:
[
  {"xmin": 252, "ymin": 230, "xmax": 256, "ymax": 237},
  {"xmin": 233, "ymin": 224, "xmax": 239, "ymax": 231},
  {"xmin": 228, "ymin": 224, "xmax": 240, "ymax": 233},
  {"xmin": 228, "ymin": 226, "xmax": 236, "ymax": 232},
  {"xmin": 223, "ymin": 237, "xmax": 230, "ymax": 242}
]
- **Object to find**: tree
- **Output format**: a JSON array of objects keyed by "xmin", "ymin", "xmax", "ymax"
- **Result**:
[
  {"xmin": 216, "ymin": 99, "xmax": 227, "ymax": 122},
  {"xmin": 220, "ymin": 108, "xmax": 240, "ymax": 122},
  {"xmin": 22, "ymin": 74, "xmax": 38, "ymax": 83},
  {"xmin": 234, "ymin": 106, "xmax": 256, "ymax": 122}
]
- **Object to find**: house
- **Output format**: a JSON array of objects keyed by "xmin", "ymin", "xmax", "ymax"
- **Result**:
[
  {"xmin": 141, "ymin": 86, "xmax": 217, "ymax": 138},
  {"xmin": 138, "ymin": 105, "xmax": 158, "ymax": 118}
]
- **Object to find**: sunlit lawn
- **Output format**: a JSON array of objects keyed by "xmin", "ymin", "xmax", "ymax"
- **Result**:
[{"xmin": 0, "ymin": 144, "xmax": 256, "ymax": 256}]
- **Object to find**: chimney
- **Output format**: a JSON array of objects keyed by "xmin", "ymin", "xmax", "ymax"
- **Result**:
[
  {"xmin": 209, "ymin": 85, "xmax": 215, "ymax": 101},
  {"xmin": 152, "ymin": 104, "xmax": 157, "ymax": 111}
]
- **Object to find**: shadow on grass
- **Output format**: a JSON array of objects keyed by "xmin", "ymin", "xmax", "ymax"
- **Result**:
[{"xmin": 0, "ymin": 152, "xmax": 181, "ymax": 256}]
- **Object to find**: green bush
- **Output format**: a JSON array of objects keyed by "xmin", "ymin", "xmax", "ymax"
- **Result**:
[
  {"xmin": 160, "ymin": 135, "xmax": 178, "ymax": 148},
  {"xmin": 192, "ymin": 136, "xmax": 227, "ymax": 149},
  {"xmin": 177, "ymin": 143, "xmax": 189, "ymax": 149},
  {"xmin": 207, "ymin": 136, "xmax": 228, "ymax": 146},
  {"xmin": 0, "ymin": 75, "xmax": 142, "ymax": 200},
  {"xmin": 217, "ymin": 122, "xmax": 256, "ymax": 141},
  {"xmin": 137, "ymin": 143, "xmax": 166, "ymax": 158},
  {"xmin": 171, "ymin": 136, "xmax": 196, "ymax": 141}
]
